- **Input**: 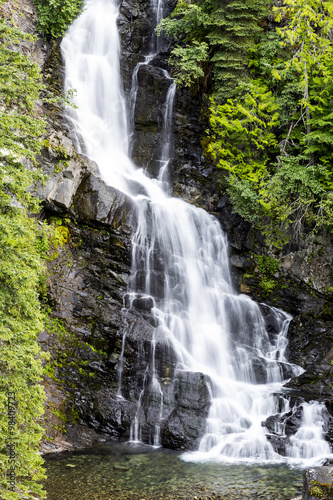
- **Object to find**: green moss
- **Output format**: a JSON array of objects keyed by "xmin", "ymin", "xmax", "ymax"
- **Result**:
[
  {"xmin": 54, "ymin": 160, "xmax": 69, "ymax": 173},
  {"xmin": 43, "ymin": 314, "xmax": 107, "ymax": 430},
  {"xmin": 309, "ymin": 481, "xmax": 324, "ymax": 498}
]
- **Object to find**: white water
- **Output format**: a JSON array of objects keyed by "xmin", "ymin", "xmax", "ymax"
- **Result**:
[{"xmin": 61, "ymin": 0, "xmax": 332, "ymax": 466}]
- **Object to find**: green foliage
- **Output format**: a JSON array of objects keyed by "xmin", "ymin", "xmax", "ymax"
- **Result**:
[
  {"xmin": 205, "ymin": 83, "xmax": 279, "ymax": 223},
  {"xmin": 33, "ymin": 0, "xmax": 83, "ymax": 38},
  {"xmin": 0, "ymin": 4, "xmax": 47, "ymax": 498},
  {"xmin": 168, "ymin": 41, "xmax": 209, "ymax": 88},
  {"xmin": 274, "ymin": 0, "xmax": 333, "ymax": 88},
  {"xmin": 248, "ymin": 30, "xmax": 302, "ymax": 133},
  {"xmin": 157, "ymin": 1, "xmax": 210, "ymax": 88},
  {"xmin": 256, "ymin": 255, "xmax": 279, "ymax": 275},
  {"xmin": 273, "ymin": 0, "xmax": 333, "ymax": 162},
  {"xmin": 207, "ymin": 83, "xmax": 279, "ymax": 175},
  {"xmin": 157, "ymin": 0, "xmax": 267, "ymax": 98},
  {"xmin": 48, "ymin": 225, "xmax": 70, "ymax": 260},
  {"xmin": 198, "ymin": 0, "xmax": 333, "ymax": 245},
  {"xmin": 0, "ymin": 212, "xmax": 47, "ymax": 500},
  {"xmin": 305, "ymin": 69, "xmax": 333, "ymax": 163},
  {"xmin": 259, "ymin": 157, "xmax": 333, "ymax": 242},
  {"xmin": 254, "ymin": 254, "xmax": 279, "ymax": 295},
  {"xmin": 259, "ymin": 278, "xmax": 276, "ymax": 295},
  {"xmin": 0, "ymin": 15, "xmax": 45, "ymax": 212},
  {"xmin": 205, "ymin": 0, "xmax": 268, "ymax": 99},
  {"xmin": 160, "ymin": 0, "xmax": 333, "ymax": 244}
]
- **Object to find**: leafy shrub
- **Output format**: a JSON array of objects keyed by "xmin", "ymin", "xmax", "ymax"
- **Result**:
[{"xmin": 33, "ymin": 0, "xmax": 83, "ymax": 37}]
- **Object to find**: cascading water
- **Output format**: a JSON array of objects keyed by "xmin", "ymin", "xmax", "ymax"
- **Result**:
[
  {"xmin": 61, "ymin": 0, "xmax": 332, "ymax": 466},
  {"xmin": 286, "ymin": 402, "xmax": 331, "ymax": 460}
]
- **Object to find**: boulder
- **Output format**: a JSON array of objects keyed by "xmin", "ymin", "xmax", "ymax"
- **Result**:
[
  {"xmin": 303, "ymin": 467, "xmax": 333, "ymax": 500},
  {"xmin": 161, "ymin": 370, "xmax": 211, "ymax": 450}
]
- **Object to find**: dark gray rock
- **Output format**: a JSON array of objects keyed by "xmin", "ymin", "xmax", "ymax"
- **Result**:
[
  {"xmin": 124, "ymin": 293, "xmax": 155, "ymax": 312},
  {"xmin": 131, "ymin": 64, "xmax": 172, "ymax": 176},
  {"xmin": 71, "ymin": 172, "xmax": 133, "ymax": 227},
  {"xmin": 161, "ymin": 370, "xmax": 211, "ymax": 450}
]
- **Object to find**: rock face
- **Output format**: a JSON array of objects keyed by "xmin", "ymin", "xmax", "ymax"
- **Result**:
[
  {"xmin": 35, "ymin": 130, "xmax": 211, "ymax": 450},
  {"xmin": 0, "ymin": 0, "xmax": 48, "ymax": 67},
  {"xmin": 32, "ymin": 18, "xmax": 212, "ymax": 447},
  {"xmin": 117, "ymin": 0, "xmax": 333, "ymax": 454},
  {"xmin": 15, "ymin": 0, "xmax": 333, "ymax": 454}
]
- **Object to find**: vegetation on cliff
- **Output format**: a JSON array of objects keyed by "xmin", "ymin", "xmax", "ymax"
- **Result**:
[
  {"xmin": 0, "ymin": 2, "xmax": 47, "ymax": 498},
  {"xmin": 159, "ymin": 0, "xmax": 333, "ymax": 246},
  {"xmin": 33, "ymin": 0, "xmax": 83, "ymax": 37}
]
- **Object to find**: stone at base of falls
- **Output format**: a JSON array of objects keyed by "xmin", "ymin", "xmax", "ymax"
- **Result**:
[
  {"xmin": 303, "ymin": 467, "xmax": 333, "ymax": 499},
  {"xmin": 161, "ymin": 371, "xmax": 211, "ymax": 450}
]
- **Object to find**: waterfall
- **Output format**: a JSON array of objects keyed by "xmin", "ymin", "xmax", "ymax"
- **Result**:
[
  {"xmin": 61, "ymin": 0, "xmax": 332, "ymax": 466},
  {"xmin": 286, "ymin": 402, "xmax": 331, "ymax": 461}
]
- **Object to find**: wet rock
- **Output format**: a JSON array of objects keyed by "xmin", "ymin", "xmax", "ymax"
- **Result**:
[
  {"xmin": 114, "ymin": 464, "xmax": 130, "ymax": 472},
  {"xmin": 124, "ymin": 293, "xmax": 155, "ymax": 312},
  {"xmin": 118, "ymin": 0, "xmax": 153, "ymax": 59},
  {"xmin": 285, "ymin": 317, "xmax": 333, "ymax": 398},
  {"xmin": 59, "ymin": 424, "xmax": 112, "ymax": 451},
  {"xmin": 161, "ymin": 371, "xmax": 211, "ymax": 450},
  {"xmin": 265, "ymin": 405, "xmax": 303, "ymax": 436},
  {"xmin": 34, "ymin": 131, "xmax": 93, "ymax": 212},
  {"xmin": 303, "ymin": 466, "xmax": 333, "ymax": 500},
  {"xmin": 286, "ymin": 317, "xmax": 333, "ymax": 370},
  {"xmin": 92, "ymin": 392, "xmax": 137, "ymax": 437},
  {"xmin": 283, "ymin": 243, "xmax": 333, "ymax": 295},
  {"xmin": 230, "ymin": 254, "xmax": 249, "ymax": 269},
  {"xmin": 252, "ymin": 358, "xmax": 268, "ymax": 384},
  {"xmin": 131, "ymin": 64, "xmax": 173, "ymax": 177},
  {"xmin": 264, "ymin": 404, "xmax": 303, "ymax": 456},
  {"xmin": 71, "ymin": 172, "xmax": 133, "ymax": 227},
  {"xmin": 46, "ymin": 159, "xmax": 86, "ymax": 210}
]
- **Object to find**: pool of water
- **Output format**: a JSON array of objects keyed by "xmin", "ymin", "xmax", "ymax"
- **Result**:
[{"xmin": 44, "ymin": 442, "xmax": 302, "ymax": 500}]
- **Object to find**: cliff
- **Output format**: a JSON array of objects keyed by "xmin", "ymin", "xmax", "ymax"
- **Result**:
[{"xmin": 9, "ymin": 0, "xmax": 333, "ymax": 455}]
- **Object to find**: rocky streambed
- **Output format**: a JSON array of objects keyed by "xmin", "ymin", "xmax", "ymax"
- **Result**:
[{"xmin": 43, "ymin": 441, "xmax": 303, "ymax": 500}]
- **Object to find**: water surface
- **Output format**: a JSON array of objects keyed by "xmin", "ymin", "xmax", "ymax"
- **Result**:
[{"xmin": 44, "ymin": 442, "xmax": 302, "ymax": 500}]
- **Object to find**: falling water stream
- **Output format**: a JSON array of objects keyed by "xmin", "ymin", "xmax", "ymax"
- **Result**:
[{"xmin": 60, "ymin": 0, "xmax": 332, "ymax": 478}]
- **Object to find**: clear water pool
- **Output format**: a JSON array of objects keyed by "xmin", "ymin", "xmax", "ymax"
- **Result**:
[{"xmin": 44, "ymin": 442, "xmax": 302, "ymax": 500}]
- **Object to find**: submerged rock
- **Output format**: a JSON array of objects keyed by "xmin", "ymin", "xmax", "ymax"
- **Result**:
[{"xmin": 113, "ymin": 464, "xmax": 130, "ymax": 472}]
